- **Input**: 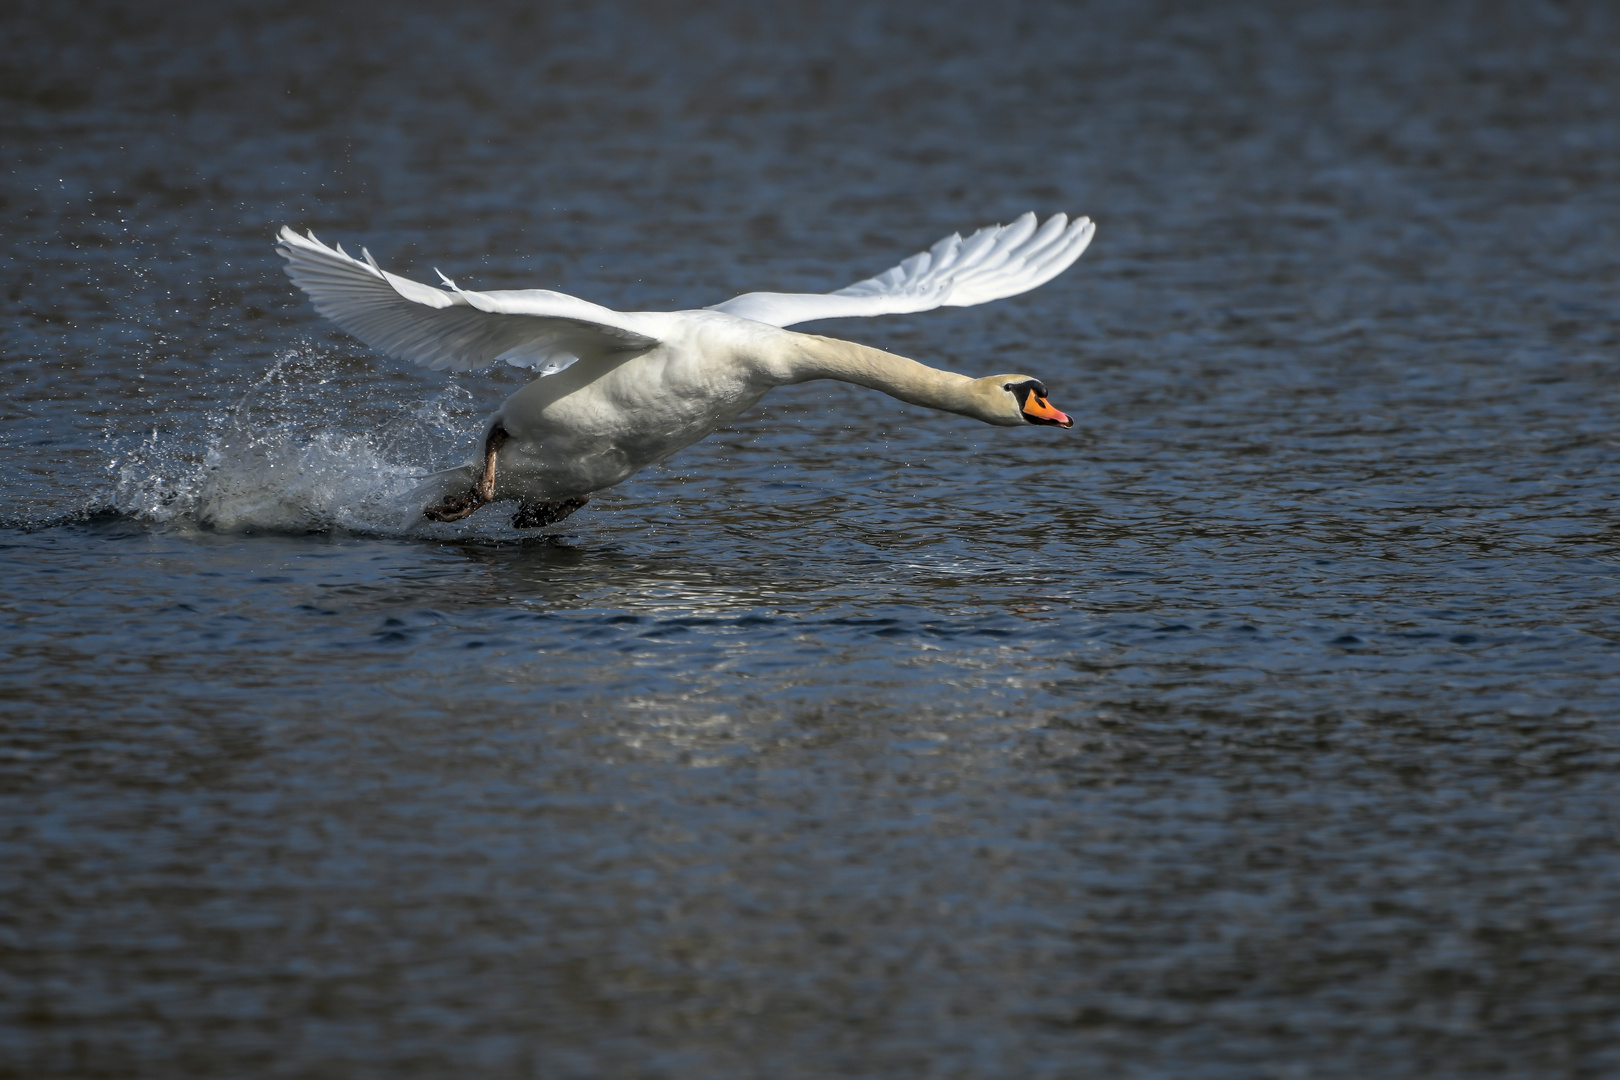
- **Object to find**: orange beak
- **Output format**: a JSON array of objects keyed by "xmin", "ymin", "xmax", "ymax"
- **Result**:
[{"xmin": 1022, "ymin": 392, "xmax": 1073, "ymax": 428}]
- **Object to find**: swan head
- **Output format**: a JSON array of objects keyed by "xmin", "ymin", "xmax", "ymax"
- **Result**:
[{"xmin": 970, "ymin": 376, "xmax": 1074, "ymax": 429}]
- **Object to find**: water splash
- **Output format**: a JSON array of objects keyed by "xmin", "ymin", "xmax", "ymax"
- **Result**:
[{"xmin": 109, "ymin": 349, "xmax": 483, "ymax": 534}]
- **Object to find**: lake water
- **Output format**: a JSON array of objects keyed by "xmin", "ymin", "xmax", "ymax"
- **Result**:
[{"xmin": 4, "ymin": 1, "xmax": 1619, "ymax": 1076}]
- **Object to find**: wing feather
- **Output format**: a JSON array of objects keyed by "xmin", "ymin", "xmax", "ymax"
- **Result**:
[
  {"xmin": 275, "ymin": 227, "xmax": 660, "ymax": 373},
  {"xmin": 709, "ymin": 213, "xmax": 1095, "ymax": 328}
]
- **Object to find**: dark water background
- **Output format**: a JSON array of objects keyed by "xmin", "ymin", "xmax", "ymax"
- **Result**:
[{"xmin": 4, "ymin": 1, "xmax": 1620, "ymax": 1076}]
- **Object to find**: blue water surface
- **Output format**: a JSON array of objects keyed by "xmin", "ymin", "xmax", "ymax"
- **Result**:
[{"xmin": 3, "ymin": 1, "xmax": 1620, "ymax": 1076}]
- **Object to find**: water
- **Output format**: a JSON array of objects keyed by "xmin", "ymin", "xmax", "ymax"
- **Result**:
[{"xmin": 4, "ymin": 1, "xmax": 1620, "ymax": 1076}]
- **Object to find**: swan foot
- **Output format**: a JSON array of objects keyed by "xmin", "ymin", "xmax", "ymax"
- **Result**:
[
  {"xmin": 423, "ymin": 489, "xmax": 485, "ymax": 522},
  {"xmin": 512, "ymin": 496, "xmax": 589, "ymax": 529},
  {"xmin": 422, "ymin": 424, "xmax": 510, "ymax": 523}
]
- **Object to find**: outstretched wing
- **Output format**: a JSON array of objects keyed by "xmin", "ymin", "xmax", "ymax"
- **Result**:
[
  {"xmin": 275, "ymin": 227, "xmax": 660, "ymax": 373},
  {"xmin": 707, "ymin": 212, "xmax": 1094, "ymax": 328}
]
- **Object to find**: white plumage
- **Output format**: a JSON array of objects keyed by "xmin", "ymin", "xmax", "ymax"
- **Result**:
[
  {"xmin": 709, "ymin": 212, "xmax": 1094, "ymax": 326},
  {"xmin": 276, "ymin": 230, "xmax": 660, "ymax": 374},
  {"xmin": 274, "ymin": 213, "xmax": 1093, "ymax": 527}
]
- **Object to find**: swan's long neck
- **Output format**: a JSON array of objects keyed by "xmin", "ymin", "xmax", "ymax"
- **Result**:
[{"xmin": 786, "ymin": 335, "xmax": 980, "ymax": 418}]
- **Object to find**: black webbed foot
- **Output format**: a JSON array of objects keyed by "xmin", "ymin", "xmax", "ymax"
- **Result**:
[
  {"xmin": 512, "ymin": 496, "xmax": 589, "ymax": 529},
  {"xmin": 423, "ymin": 424, "xmax": 511, "ymax": 523},
  {"xmin": 423, "ymin": 489, "xmax": 485, "ymax": 522}
]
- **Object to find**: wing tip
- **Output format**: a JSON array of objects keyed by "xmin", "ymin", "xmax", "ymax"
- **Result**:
[{"xmin": 273, "ymin": 226, "xmax": 393, "ymax": 284}]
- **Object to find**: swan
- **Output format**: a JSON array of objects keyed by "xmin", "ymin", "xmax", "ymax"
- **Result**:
[{"xmin": 275, "ymin": 212, "xmax": 1094, "ymax": 528}]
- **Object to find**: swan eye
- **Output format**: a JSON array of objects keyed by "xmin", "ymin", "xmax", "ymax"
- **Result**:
[{"xmin": 1005, "ymin": 379, "xmax": 1048, "ymax": 403}]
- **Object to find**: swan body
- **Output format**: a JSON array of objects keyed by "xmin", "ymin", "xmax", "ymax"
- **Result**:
[{"xmin": 275, "ymin": 212, "xmax": 1094, "ymax": 526}]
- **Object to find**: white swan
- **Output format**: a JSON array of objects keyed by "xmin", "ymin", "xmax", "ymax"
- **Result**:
[{"xmin": 275, "ymin": 212, "xmax": 1094, "ymax": 527}]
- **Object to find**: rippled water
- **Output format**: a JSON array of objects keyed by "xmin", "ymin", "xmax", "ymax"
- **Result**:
[{"xmin": 5, "ymin": 1, "xmax": 1620, "ymax": 1076}]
